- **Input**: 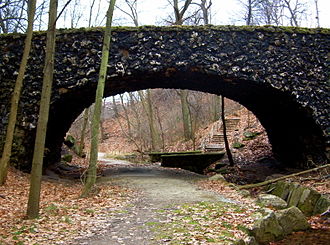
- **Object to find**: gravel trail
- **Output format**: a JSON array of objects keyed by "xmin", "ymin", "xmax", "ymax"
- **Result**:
[{"xmin": 72, "ymin": 162, "xmax": 235, "ymax": 245}]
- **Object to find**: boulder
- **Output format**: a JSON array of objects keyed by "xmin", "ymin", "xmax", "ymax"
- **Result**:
[
  {"xmin": 313, "ymin": 195, "xmax": 330, "ymax": 215},
  {"xmin": 250, "ymin": 212, "xmax": 283, "ymax": 244},
  {"xmin": 275, "ymin": 206, "xmax": 310, "ymax": 234},
  {"xmin": 297, "ymin": 188, "xmax": 321, "ymax": 216},
  {"xmin": 287, "ymin": 184, "xmax": 305, "ymax": 207},
  {"xmin": 235, "ymin": 236, "xmax": 258, "ymax": 245},
  {"xmin": 269, "ymin": 181, "xmax": 291, "ymax": 200},
  {"xmin": 209, "ymin": 174, "xmax": 226, "ymax": 181},
  {"xmin": 239, "ymin": 189, "xmax": 251, "ymax": 197},
  {"xmin": 257, "ymin": 194, "xmax": 287, "ymax": 210}
]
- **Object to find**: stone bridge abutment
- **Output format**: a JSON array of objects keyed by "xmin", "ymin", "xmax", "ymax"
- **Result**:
[{"xmin": 0, "ymin": 26, "xmax": 329, "ymax": 170}]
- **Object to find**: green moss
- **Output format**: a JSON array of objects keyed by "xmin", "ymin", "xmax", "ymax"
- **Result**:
[{"xmin": 1, "ymin": 25, "xmax": 328, "ymax": 39}]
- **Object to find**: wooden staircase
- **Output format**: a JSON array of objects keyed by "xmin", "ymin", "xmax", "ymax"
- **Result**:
[{"xmin": 203, "ymin": 118, "xmax": 240, "ymax": 152}]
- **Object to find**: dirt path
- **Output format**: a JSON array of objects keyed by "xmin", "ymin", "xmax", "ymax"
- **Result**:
[{"xmin": 71, "ymin": 163, "xmax": 236, "ymax": 245}]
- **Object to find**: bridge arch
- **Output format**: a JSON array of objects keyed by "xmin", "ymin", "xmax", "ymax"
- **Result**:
[
  {"xmin": 0, "ymin": 26, "xmax": 329, "ymax": 170},
  {"xmin": 46, "ymin": 70, "xmax": 325, "ymax": 169}
]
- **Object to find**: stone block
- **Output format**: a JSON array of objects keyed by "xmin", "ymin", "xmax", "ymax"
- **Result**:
[
  {"xmin": 313, "ymin": 195, "xmax": 330, "ymax": 215},
  {"xmin": 275, "ymin": 206, "xmax": 310, "ymax": 235},
  {"xmin": 297, "ymin": 188, "xmax": 321, "ymax": 216},
  {"xmin": 257, "ymin": 194, "xmax": 287, "ymax": 210},
  {"xmin": 287, "ymin": 184, "xmax": 305, "ymax": 207},
  {"xmin": 250, "ymin": 212, "xmax": 283, "ymax": 244}
]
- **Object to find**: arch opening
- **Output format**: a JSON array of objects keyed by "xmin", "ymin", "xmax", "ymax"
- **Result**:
[{"xmin": 44, "ymin": 70, "xmax": 326, "ymax": 170}]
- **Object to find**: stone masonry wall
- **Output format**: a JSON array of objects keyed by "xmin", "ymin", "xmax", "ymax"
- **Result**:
[{"xmin": 0, "ymin": 26, "xmax": 329, "ymax": 170}]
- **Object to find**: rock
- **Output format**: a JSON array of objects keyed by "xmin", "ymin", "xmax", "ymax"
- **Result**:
[
  {"xmin": 275, "ymin": 206, "xmax": 310, "ymax": 235},
  {"xmin": 297, "ymin": 188, "xmax": 321, "ymax": 216},
  {"xmin": 209, "ymin": 174, "xmax": 226, "ymax": 181},
  {"xmin": 287, "ymin": 184, "xmax": 305, "ymax": 207},
  {"xmin": 61, "ymin": 154, "xmax": 73, "ymax": 163},
  {"xmin": 232, "ymin": 142, "xmax": 245, "ymax": 149},
  {"xmin": 239, "ymin": 189, "xmax": 251, "ymax": 197},
  {"xmin": 313, "ymin": 195, "xmax": 330, "ymax": 215},
  {"xmin": 244, "ymin": 236, "xmax": 258, "ymax": 245},
  {"xmin": 257, "ymin": 194, "xmax": 287, "ymax": 209},
  {"xmin": 234, "ymin": 236, "xmax": 258, "ymax": 245},
  {"xmin": 64, "ymin": 134, "xmax": 76, "ymax": 148},
  {"xmin": 250, "ymin": 211, "xmax": 283, "ymax": 244},
  {"xmin": 269, "ymin": 181, "xmax": 291, "ymax": 200},
  {"xmin": 216, "ymin": 168, "xmax": 229, "ymax": 174}
]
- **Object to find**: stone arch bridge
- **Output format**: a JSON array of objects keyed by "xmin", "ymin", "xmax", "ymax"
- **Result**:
[{"xmin": 0, "ymin": 26, "xmax": 329, "ymax": 170}]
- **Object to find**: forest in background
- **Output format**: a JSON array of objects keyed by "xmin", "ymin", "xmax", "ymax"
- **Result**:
[{"xmin": 67, "ymin": 89, "xmax": 273, "ymax": 165}]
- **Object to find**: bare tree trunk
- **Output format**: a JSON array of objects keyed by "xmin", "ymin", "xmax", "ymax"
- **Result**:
[
  {"xmin": 146, "ymin": 90, "xmax": 161, "ymax": 151},
  {"xmin": 179, "ymin": 90, "xmax": 193, "ymax": 141},
  {"xmin": 283, "ymin": 0, "xmax": 299, "ymax": 27},
  {"xmin": 99, "ymin": 99, "xmax": 106, "ymax": 142},
  {"xmin": 128, "ymin": 92, "xmax": 144, "ymax": 146},
  {"xmin": 314, "ymin": 0, "xmax": 320, "ymax": 27},
  {"xmin": 138, "ymin": 90, "xmax": 161, "ymax": 151},
  {"xmin": 221, "ymin": 95, "xmax": 234, "ymax": 166},
  {"xmin": 155, "ymin": 105, "xmax": 165, "ymax": 151},
  {"xmin": 211, "ymin": 94, "xmax": 220, "ymax": 122},
  {"xmin": 0, "ymin": 0, "xmax": 37, "ymax": 185},
  {"xmin": 119, "ymin": 94, "xmax": 132, "ymax": 138},
  {"xmin": 78, "ymin": 108, "xmax": 89, "ymax": 157},
  {"xmin": 112, "ymin": 96, "xmax": 119, "ymax": 117},
  {"xmin": 82, "ymin": 0, "xmax": 116, "ymax": 197},
  {"xmin": 247, "ymin": 0, "xmax": 253, "ymax": 25},
  {"xmin": 27, "ymin": 0, "xmax": 58, "ymax": 219}
]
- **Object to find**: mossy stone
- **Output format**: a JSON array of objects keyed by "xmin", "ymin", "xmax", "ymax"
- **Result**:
[
  {"xmin": 257, "ymin": 194, "xmax": 287, "ymax": 210},
  {"xmin": 313, "ymin": 195, "xmax": 330, "ymax": 215},
  {"xmin": 61, "ymin": 154, "xmax": 73, "ymax": 163},
  {"xmin": 275, "ymin": 206, "xmax": 310, "ymax": 234},
  {"xmin": 250, "ymin": 211, "xmax": 284, "ymax": 244},
  {"xmin": 269, "ymin": 181, "xmax": 291, "ymax": 200},
  {"xmin": 287, "ymin": 184, "xmax": 305, "ymax": 207},
  {"xmin": 297, "ymin": 188, "xmax": 321, "ymax": 216}
]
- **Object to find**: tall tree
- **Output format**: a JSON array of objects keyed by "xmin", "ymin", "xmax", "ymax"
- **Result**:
[
  {"xmin": 0, "ymin": 0, "xmax": 37, "ymax": 185},
  {"xmin": 314, "ymin": 0, "xmax": 320, "ymax": 27},
  {"xmin": 178, "ymin": 90, "xmax": 193, "ymax": 141},
  {"xmin": 168, "ymin": 0, "xmax": 194, "ymax": 141},
  {"xmin": 190, "ymin": 0, "xmax": 212, "ymax": 24},
  {"xmin": 27, "ymin": 0, "xmax": 58, "ymax": 219},
  {"xmin": 82, "ymin": 0, "xmax": 116, "ymax": 197},
  {"xmin": 221, "ymin": 96, "xmax": 234, "ymax": 166},
  {"xmin": 138, "ymin": 90, "xmax": 161, "ymax": 151},
  {"xmin": 117, "ymin": 1, "xmax": 161, "ymax": 151},
  {"xmin": 78, "ymin": 107, "xmax": 89, "ymax": 157},
  {"xmin": 210, "ymin": 94, "xmax": 220, "ymax": 122},
  {"xmin": 168, "ymin": 0, "xmax": 193, "ymax": 25}
]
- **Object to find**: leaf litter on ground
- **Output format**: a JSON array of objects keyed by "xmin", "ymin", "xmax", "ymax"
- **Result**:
[{"xmin": 0, "ymin": 167, "xmax": 135, "ymax": 245}]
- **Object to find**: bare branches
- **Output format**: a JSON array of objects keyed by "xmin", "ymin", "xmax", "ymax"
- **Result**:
[
  {"xmin": 239, "ymin": 0, "xmax": 308, "ymax": 27},
  {"xmin": 116, "ymin": 0, "xmax": 138, "ymax": 26},
  {"xmin": 0, "ymin": 0, "xmax": 28, "ymax": 33}
]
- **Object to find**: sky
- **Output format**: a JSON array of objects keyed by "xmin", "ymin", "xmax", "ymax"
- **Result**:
[{"xmin": 56, "ymin": 0, "xmax": 330, "ymax": 29}]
